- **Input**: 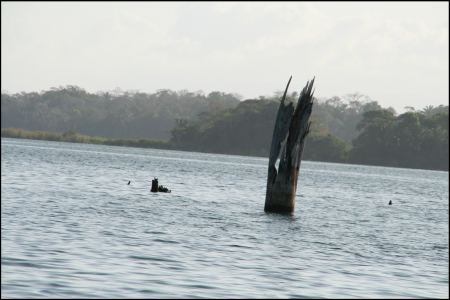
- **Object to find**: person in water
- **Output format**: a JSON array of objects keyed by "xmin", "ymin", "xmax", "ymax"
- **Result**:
[
  {"xmin": 389, "ymin": 200, "xmax": 392, "ymax": 205},
  {"xmin": 127, "ymin": 180, "xmax": 131, "ymax": 185}
]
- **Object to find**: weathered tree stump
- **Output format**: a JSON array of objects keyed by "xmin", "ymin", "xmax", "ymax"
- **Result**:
[
  {"xmin": 151, "ymin": 177, "xmax": 171, "ymax": 193},
  {"xmin": 264, "ymin": 76, "xmax": 315, "ymax": 214},
  {"xmin": 151, "ymin": 178, "xmax": 159, "ymax": 192}
]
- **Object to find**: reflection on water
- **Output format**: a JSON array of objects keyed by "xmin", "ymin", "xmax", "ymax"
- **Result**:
[{"xmin": 1, "ymin": 138, "xmax": 448, "ymax": 298}]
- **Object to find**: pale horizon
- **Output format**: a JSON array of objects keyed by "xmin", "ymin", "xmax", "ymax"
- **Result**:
[{"xmin": 2, "ymin": 2, "xmax": 449, "ymax": 113}]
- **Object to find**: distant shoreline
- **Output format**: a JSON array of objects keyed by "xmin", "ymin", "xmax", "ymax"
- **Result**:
[
  {"xmin": 2, "ymin": 128, "xmax": 448, "ymax": 172},
  {"xmin": 1, "ymin": 127, "xmax": 173, "ymax": 150}
]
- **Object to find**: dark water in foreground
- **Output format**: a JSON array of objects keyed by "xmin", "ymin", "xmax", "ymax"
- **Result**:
[{"xmin": 1, "ymin": 138, "xmax": 448, "ymax": 298}]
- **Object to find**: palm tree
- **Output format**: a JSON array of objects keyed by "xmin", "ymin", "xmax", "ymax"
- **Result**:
[{"xmin": 421, "ymin": 105, "xmax": 435, "ymax": 117}]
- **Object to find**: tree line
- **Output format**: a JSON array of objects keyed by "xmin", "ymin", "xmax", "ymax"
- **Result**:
[
  {"xmin": 1, "ymin": 86, "xmax": 240, "ymax": 140},
  {"xmin": 1, "ymin": 86, "xmax": 448, "ymax": 170},
  {"xmin": 170, "ymin": 97, "xmax": 448, "ymax": 170}
]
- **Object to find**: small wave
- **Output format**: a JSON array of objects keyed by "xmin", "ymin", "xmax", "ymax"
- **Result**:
[
  {"xmin": 181, "ymin": 284, "xmax": 217, "ymax": 290},
  {"xmin": 128, "ymin": 255, "xmax": 177, "ymax": 263},
  {"xmin": 73, "ymin": 271, "xmax": 111, "ymax": 276},
  {"xmin": 144, "ymin": 230, "xmax": 165, "ymax": 235},
  {"xmin": 152, "ymin": 238, "xmax": 179, "ymax": 244},
  {"xmin": 227, "ymin": 244, "xmax": 255, "ymax": 249},
  {"xmin": 2, "ymin": 257, "xmax": 56, "ymax": 269}
]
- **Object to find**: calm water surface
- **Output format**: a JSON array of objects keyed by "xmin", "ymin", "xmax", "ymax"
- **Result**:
[{"xmin": 1, "ymin": 138, "xmax": 448, "ymax": 298}]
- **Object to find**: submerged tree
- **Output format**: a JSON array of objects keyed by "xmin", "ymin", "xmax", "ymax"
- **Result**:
[{"xmin": 265, "ymin": 76, "xmax": 315, "ymax": 214}]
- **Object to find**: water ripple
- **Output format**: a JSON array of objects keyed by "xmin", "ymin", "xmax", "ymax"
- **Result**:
[{"xmin": 1, "ymin": 138, "xmax": 448, "ymax": 298}]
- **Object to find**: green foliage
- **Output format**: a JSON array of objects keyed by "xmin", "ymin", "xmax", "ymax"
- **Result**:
[
  {"xmin": 171, "ymin": 100, "xmax": 279, "ymax": 156},
  {"xmin": 169, "ymin": 99, "xmax": 352, "ymax": 161},
  {"xmin": 303, "ymin": 134, "xmax": 349, "ymax": 163},
  {"xmin": 350, "ymin": 109, "xmax": 449, "ymax": 170},
  {"xmin": 1, "ymin": 128, "xmax": 170, "ymax": 150},
  {"xmin": 311, "ymin": 94, "xmax": 385, "ymax": 142},
  {"xmin": 1, "ymin": 86, "xmax": 240, "ymax": 141},
  {"xmin": 2, "ymin": 87, "xmax": 448, "ymax": 171},
  {"xmin": 170, "ymin": 99, "xmax": 448, "ymax": 170}
]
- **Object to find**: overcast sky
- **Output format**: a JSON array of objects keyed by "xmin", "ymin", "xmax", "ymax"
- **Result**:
[{"xmin": 2, "ymin": 2, "xmax": 448, "ymax": 112}]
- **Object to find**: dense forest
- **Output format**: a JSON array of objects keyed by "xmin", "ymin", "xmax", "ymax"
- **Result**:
[
  {"xmin": 170, "ymin": 97, "xmax": 448, "ymax": 170},
  {"xmin": 1, "ymin": 86, "xmax": 241, "ymax": 140},
  {"xmin": 1, "ymin": 86, "xmax": 448, "ymax": 170}
]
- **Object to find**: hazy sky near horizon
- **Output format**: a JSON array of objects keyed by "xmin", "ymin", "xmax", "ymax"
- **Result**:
[{"xmin": 2, "ymin": 2, "xmax": 448, "ymax": 112}]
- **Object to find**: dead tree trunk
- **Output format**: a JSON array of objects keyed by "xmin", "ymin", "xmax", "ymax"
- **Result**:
[
  {"xmin": 151, "ymin": 178, "xmax": 159, "ymax": 192},
  {"xmin": 264, "ymin": 76, "xmax": 315, "ymax": 214}
]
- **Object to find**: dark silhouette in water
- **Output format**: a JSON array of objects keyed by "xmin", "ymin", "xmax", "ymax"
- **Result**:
[
  {"xmin": 151, "ymin": 178, "xmax": 171, "ymax": 193},
  {"xmin": 127, "ymin": 180, "xmax": 131, "ymax": 185},
  {"xmin": 158, "ymin": 185, "xmax": 171, "ymax": 193},
  {"xmin": 389, "ymin": 200, "xmax": 392, "ymax": 205},
  {"xmin": 265, "ymin": 76, "xmax": 315, "ymax": 214},
  {"xmin": 151, "ymin": 178, "xmax": 159, "ymax": 192}
]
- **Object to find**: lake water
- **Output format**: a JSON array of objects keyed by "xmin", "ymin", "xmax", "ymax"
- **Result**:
[{"xmin": 1, "ymin": 138, "xmax": 448, "ymax": 298}]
